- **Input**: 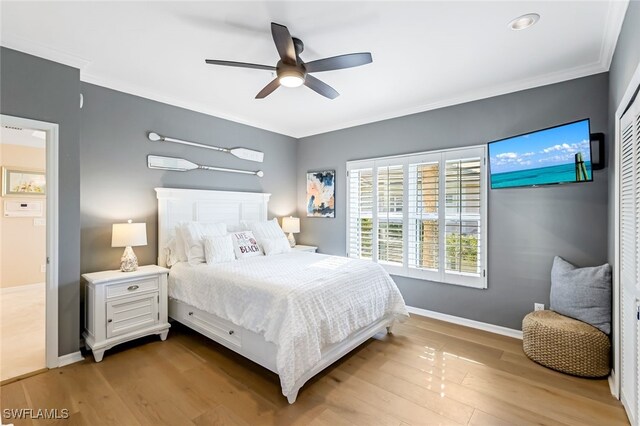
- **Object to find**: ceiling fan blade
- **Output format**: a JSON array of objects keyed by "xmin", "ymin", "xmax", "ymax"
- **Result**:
[
  {"xmin": 255, "ymin": 78, "xmax": 281, "ymax": 99},
  {"xmin": 205, "ymin": 60, "xmax": 275, "ymax": 71},
  {"xmin": 304, "ymin": 52, "xmax": 373, "ymax": 73},
  {"xmin": 304, "ymin": 75, "xmax": 339, "ymax": 99},
  {"xmin": 271, "ymin": 22, "xmax": 296, "ymax": 65}
]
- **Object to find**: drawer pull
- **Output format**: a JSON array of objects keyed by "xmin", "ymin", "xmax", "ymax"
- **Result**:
[
  {"xmin": 188, "ymin": 312, "xmax": 194, "ymax": 316},
  {"xmin": 127, "ymin": 285, "xmax": 139, "ymax": 291},
  {"xmin": 107, "ymin": 319, "xmax": 113, "ymax": 323},
  {"xmin": 228, "ymin": 330, "xmax": 234, "ymax": 335}
]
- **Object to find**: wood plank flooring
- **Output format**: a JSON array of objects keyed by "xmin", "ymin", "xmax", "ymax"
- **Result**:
[{"xmin": 0, "ymin": 314, "xmax": 628, "ymax": 425}]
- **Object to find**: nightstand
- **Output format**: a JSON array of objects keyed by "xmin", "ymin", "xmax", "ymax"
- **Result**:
[
  {"xmin": 82, "ymin": 265, "xmax": 170, "ymax": 362},
  {"xmin": 293, "ymin": 245, "xmax": 318, "ymax": 253}
]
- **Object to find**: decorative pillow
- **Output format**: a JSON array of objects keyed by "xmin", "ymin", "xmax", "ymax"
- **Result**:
[
  {"xmin": 262, "ymin": 237, "xmax": 292, "ymax": 256},
  {"xmin": 244, "ymin": 218, "xmax": 289, "ymax": 250},
  {"xmin": 203, "ymin": 235, "xmax": 236, "ymax": 264},
  {"xmin": 550, "ymin": 256, "xmax": 612, "ymax": 334},
  {"xmin": 181, "ymin": 222, "xmax": 228, "ymax": 265},
  {"xmin": 231, "ymin": 231, "xmax": 263, "ymax": 259}
]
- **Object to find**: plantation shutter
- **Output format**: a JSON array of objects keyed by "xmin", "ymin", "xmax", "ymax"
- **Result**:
[
  {"xmin": 347, "ymin": 145, "xmax": 486, "ymax": 289},
  {"xmin": 377, "ymin": 165, "xmax": 404, "ymax": 265},
  {"xmin": 408, "ymin": 159, "xmax": 440, "ymax": 273},
  {"xmin": 348, "ymin": 167, "xmax": 374, "ymax": 259},
  {"xmin": 444, "ymin": 156, "xmax": 483, "ymax": 279}
]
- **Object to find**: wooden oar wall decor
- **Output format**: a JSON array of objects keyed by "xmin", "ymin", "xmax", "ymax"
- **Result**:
[
  {"xmin": 146, "ymin": 132, "xmax": 265, "ymax": 177},
  {"xmin": 147, "ymin": 155, "xmax": 264, "ymax": 177}
]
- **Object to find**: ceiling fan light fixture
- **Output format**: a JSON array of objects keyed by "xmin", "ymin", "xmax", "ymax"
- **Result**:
[
  {"xmin": 278, "ymin": 69, "xmax": 305, "ymax": 88},
  {"xmin": 509, "ymin": 13, "xmax": 540, "ymax": 30}
]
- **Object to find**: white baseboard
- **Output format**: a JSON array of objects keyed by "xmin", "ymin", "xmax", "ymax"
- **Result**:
[
  {"xmin": 1, "ymin": 282, "xmax": 45, "ymax": 295},
  {"xmin": 58, "ymin": 351, "xmax": 84, "ymax": 367},
  {"xmin": 608, "ymin": 369, "xmax": 619, "ymax": 399},
  {"xmin": 406, "ymin": 306, "xmax": 523, "ymax": 340}
]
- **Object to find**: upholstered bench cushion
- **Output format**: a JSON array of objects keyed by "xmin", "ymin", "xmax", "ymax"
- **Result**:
[{"xmin": 522, "ymin": 310, "xmax": 610, "ymax": 377}]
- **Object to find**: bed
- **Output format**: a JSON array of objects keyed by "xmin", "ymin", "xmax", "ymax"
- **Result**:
[{"xmin": 156, "ymin": 187, "xmax": 409, "ymax": 403}]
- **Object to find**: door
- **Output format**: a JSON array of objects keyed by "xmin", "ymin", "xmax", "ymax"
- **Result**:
[
  {"xmin": 620, "ymin": 94, "xmax": 640, "ymax": 426},
  {"xmin": 0, "ymin": 125, "xmax": 46, "ymax": 380},
  {"xmin": 0, "ymin": 120, "xmax": 54, "ymax": 382},
  {"xmin": 106, "ymin": 293, "xmax": 159, "ymax": 338}
]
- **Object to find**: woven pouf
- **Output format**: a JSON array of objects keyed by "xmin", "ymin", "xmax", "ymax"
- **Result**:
[{"xmin": 522, "ymin": 310, "xmax": 610, "ymax": 377}]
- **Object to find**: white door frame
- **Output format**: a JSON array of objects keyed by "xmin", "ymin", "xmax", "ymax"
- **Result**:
[
  {"xmin": 613, "ymin": 60, "xmax": 640, "ymax": 400},
  {"xmin": 0, "ymin": 114, "xmax": 59, "ymax": 369}
]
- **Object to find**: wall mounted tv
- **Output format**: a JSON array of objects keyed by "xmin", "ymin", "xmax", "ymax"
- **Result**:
[{"xmin": 488, "ymin": 119, "xmax": 592, "ymax": 189}]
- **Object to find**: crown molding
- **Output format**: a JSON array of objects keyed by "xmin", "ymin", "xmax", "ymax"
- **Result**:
[
  {"xmin": 1, "ymin": 0, "xmax": 629, "ymax": 139},
  {"xmin": 297, "ymin": 59, "xmax": 609, "ymax": 138},
  {"xmin": 599, "ymin": 0, "xmax": 629, "ymax": 71},
  {"xmin": 0, "ymin": 34, "xmax": 90, "ymax": 70},
  {"xmin": 80, "ymin": 72, "xmax": 295, "ymax": 138}
]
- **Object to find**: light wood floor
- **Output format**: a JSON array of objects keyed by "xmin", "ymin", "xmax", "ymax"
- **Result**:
[
  {"xmin": 0, "ymin": 314, "xmax": 628, "ymax": 425},
  {"xmin": 0, "ymin": 283, "xmax": 46, "ymax": 382}
]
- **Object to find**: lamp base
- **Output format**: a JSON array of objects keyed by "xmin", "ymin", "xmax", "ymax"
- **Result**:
[
  {"xmin": 120, "ymin": 246, "xmax": 139, "ymax": 272},
  {"xmin": 287, "ymin": 233, "xmax": 296, "ymax": 248}
]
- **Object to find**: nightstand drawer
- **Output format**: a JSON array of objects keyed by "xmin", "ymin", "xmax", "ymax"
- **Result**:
[
  {"xmin": 106, "ymin": 277, "xmax": 159, "ymax": 299},
  {"xmin": 106, "ymin": 293, "xmax": 159, "ymax": 338}
]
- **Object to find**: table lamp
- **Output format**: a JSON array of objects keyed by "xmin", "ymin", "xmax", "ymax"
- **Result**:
[
  {"xmin": 112, "ymin": 220, "xmax": 147, "ymax": 272},
  {"xmin": 282, "ymin": 216, "xmax": 300, "ymax": 248}
]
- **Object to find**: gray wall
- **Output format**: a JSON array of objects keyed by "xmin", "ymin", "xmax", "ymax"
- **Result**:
[
  {"xmin": 0, "ymin": 47, "xmax": 81, "ymax": 356},
  {"xmin": 79, "ymin": 83, "xmax": 298, "ymax": 273},
  {"xmin": 608, "ymin": 1, "xmax": 640, "ymax": 266},
  {"xmin": 297, "ymin": 73, "xmax": 609, "ymax": 330}
]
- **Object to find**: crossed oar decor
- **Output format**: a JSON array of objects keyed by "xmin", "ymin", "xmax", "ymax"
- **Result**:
[{"xmin": 147, "ymin": 132, "xmax": 264, "ymax": 177}]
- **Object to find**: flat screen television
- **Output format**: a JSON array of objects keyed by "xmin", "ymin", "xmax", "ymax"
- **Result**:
[{"xmin": 488, "ymin": 119, "xmax": 592, "ymax": 189}]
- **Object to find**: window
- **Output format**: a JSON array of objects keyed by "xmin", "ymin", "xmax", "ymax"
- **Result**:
[{"xmin": 347, "ymin": 146, "xmax": 487, "ymax": 288}]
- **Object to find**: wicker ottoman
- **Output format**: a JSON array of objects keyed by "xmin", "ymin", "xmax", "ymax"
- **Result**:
[{"xmin": 522, "ymin": 310, "xmax": 610, "ymax": 377}]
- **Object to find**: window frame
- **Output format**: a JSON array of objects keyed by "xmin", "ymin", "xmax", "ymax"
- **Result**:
[{"xmin": 346, "ymin": 145, "xmax": 488, "ymax": 289}]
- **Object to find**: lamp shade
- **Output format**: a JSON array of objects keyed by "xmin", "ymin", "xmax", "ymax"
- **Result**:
[
  {"xmin": 282, "ymin": 216, "xmax": 300, "ymax": 234},
  {"xmin": 111, "ymin": 221, "xmax": 147, "ymax": 247}
]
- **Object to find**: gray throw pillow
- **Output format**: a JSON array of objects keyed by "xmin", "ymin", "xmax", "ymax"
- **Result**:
[{"xmin": 550, "ymin": 256, "xmax": 611, "ymax": 334}]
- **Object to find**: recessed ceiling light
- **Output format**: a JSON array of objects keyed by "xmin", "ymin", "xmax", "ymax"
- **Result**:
[{"xmin": 509, "ymin": 13, "xmax": 540, "ymax": 31}]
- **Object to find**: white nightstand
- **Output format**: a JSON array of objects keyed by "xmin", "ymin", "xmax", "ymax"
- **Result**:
[
  {"xmin": 82, "ymin": 265, "xmax": 170, "ymax": 362},
  {"xmin": 293, "ymin": 245, "xmax": 318, "ymax": 253}
]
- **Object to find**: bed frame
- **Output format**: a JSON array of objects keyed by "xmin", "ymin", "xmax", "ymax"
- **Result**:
[{"xmin": 155, "ymin": 187, "xmax": 395, "ymax": 403}]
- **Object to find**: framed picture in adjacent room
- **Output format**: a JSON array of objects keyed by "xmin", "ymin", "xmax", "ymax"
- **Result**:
[
  {"xmin": 306, "ymin": 170, "xmax": 335, "ymax": 218},
  {"xmin": 1, "ymin": 167, "xmax": 46, "ymax": 197}
]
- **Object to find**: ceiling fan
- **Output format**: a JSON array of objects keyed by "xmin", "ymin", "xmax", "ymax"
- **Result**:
[{"xmin": 205, "ymin": 22, "xmax": 372, "ymax": 100}]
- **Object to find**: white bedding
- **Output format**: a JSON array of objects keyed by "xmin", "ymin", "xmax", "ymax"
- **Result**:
[{"xmin": 168, "ymin": 251, "xmax": 409, "ymax": 398}]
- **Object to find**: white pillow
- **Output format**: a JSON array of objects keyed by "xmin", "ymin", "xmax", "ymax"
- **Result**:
[
  {"xmin": 181, "ymin": 222, "xmax": 228, "ymax": 265},
  {"xmin": 230, "ymin": 231, "xmax": 263, "ymax": 259},
  {"xmin": 172, "ymin": 226, "xmax": 189, "ymax": 263},
  {"xmin": 244, "ymin": 218, "xmax": 290, "ymax": 252},
  {"xmin": 203, "ymin": 235, "xmax": 236, "ymax": 264},
  {"xmin": 262, "ymin": 237, "xmax": 291, "ymax": 256},
  {"xmin": 164, "ymin": 237, "xmax": 180, "ymax": 267}
]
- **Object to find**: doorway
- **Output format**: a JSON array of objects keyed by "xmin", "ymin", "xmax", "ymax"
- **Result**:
[{"xmin": 0, "ymin": 115, "xmax": 58, "ymax": 382}]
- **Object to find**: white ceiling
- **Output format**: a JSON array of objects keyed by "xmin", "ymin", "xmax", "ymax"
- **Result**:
[
  {"xmin": 0, "ymin": 1, "xmax": 628, "ymax": 138},
  {"xmin": 1, "ymin": 127, "xmax": 46, "ymax": 148}
]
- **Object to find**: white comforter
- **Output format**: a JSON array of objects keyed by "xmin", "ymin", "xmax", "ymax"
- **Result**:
[{"xmin": 168, "ymin": 251, "xmax": 408, "ymax": 398}]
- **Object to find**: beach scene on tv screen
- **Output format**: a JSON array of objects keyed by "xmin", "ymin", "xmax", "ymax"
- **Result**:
[{"xmin": 489, "ymin": 120, "xmax": 592, "ymax": 189}]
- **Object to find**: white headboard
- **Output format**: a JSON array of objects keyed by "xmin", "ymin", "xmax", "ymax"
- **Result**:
[{"xmin": 155, "ymin": 188, "xmax": 271, "ymax": 267}]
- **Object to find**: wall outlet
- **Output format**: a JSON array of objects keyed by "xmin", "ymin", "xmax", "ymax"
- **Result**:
[
  {"xmin": 534, "ymin": 303, "xmax": 545, "ymax": 311},
  {"xmin": 40, "ymin": 264, "xmax": 46, "ymax": 273}
]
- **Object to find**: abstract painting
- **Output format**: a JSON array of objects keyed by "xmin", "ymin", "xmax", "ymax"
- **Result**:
[{"xmin": 306, "ymin": 170, "xmax": 335, "ymax": 218}]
